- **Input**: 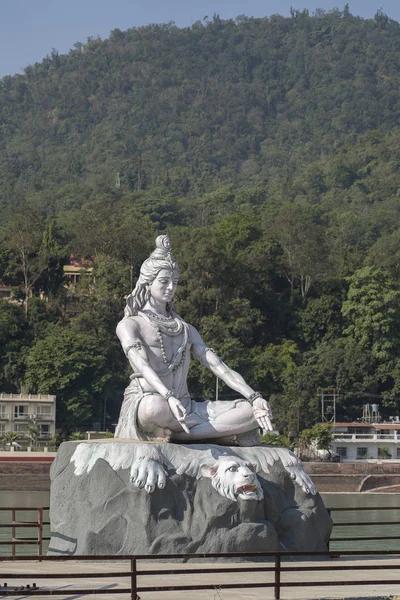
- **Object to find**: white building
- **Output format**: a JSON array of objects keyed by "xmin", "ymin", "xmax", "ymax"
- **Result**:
[
  {"xmin": 0, "ymin": 393, "xmax": 56, "ymax": 449},
  {"xmin": 331, "ymin": 421, "xmax": 400, "ymax": 461}
]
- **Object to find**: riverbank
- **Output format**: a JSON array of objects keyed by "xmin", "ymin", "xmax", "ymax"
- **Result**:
[
  {"xmin": 303, "ymin": 461, "xmax": 400, "ymax": 492},
  {"xmin": 1, "ymin": 453, "xmax": 400, "ymax": 493},
  {"xmin": 0, "ymin": 452, "xmax": 56, "ymax": 491}
]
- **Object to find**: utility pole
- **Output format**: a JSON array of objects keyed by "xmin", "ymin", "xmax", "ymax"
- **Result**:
[
  {"xmin": 103, "ymin": 395, "xmax": 107, "ymax": 431},
  {"xmin": 319, "ymin": 387, "xmax": 339, "ymax": 423}
]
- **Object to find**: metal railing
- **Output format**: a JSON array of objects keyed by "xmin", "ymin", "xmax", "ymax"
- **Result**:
[
  {"xmin": 333, "ymin": 432, "xmax": 400, "ymax": 441},
  {"xmin": 0, "ymin": 506, "xmax": 400, "ymax": 598},
  {"xmin": 2, "ymin": 505, "xmax": 400, "ymax": 557},
  {"xmin": 328, "ymin": 505, "xmax": 400, "ymax": 549},
  {"xmin": 1, "ymin": 550, "xmax": 400, "ymax": 599},
  {"xmin": 0, "ymin": 508, "xmax": 50, "ymax": 558},
  {"xmin": 332, "ymin": 433, "xmax": 377, "ymax": 440}
]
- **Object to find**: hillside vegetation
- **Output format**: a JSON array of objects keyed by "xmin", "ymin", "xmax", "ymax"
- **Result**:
[{"xmin": 1, "ymin": 9, "xmax": 400, "ymax": 438}]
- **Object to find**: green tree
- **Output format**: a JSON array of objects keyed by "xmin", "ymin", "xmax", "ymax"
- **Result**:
[
  {"xmin": 0, "ymin": 302, "xmax": 29, "ymax": 391},
  {"xmin": 272, "ymin": 205, "xmax": 329, "ymax": 301},
  {"xmin": 2, "ymin": 204, "xmax": 46, "ymax": 313},
  {"xmin": 260, "ymin": 432, "xmax": 291, "ymax": 448},
  {"xmin": 1, "ymin": 431, "xmax": 20, "ymax": 446},
  {"xmin": 1, "ymin": 210, "xmax": 67, "ymax": 312},
  {"xmin": 27, "ymin": 425, "xmax": 38, "ymax": 449},
  {"xmin": 25, "ymin": 325, "xmax": 109, "ymax": 429},
  {"xmin": 342, "ymin": 267, "xmax": 400, "ymax": 360}
]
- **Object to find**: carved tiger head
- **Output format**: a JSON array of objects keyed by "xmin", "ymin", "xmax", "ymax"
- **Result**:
[{"xmin": 200, "ymin": 456, "xmax": 264, "ymax": 502}]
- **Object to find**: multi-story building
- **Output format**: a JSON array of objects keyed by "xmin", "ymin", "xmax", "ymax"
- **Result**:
[
  {"xmin": 0, "ymin": 393, "xmax": 56, "ymax": 449},
  {"xmin": 63, "ymin": 254, "xmax": 94, "ymax": 287},
  {"xmin": 331, "ymin": 420, "xmax": 400, "ymax": 461}
]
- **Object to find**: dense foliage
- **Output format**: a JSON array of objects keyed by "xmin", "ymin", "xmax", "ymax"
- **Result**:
[{"xmin": 1, "ymin": 8, "xmax": 400, "ymax": 437}]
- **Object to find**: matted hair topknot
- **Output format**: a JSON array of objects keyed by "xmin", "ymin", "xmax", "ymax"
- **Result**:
[{"xmin": 150, "ymin": 235, "xmax": 175, "ymax": 262}]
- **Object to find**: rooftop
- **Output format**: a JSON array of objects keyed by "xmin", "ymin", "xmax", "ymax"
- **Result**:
[{"xmin": 0, "ymin": 393, "xmax": 56, "ymax": 403}]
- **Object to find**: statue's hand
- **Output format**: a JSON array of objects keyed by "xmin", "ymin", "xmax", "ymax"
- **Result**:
[
  {"xmin": 130, "ymin": 457, "xmax": 167, "ymax": 493},
  {"xmin": 167, "ymin": 395, "xmax": 190, "ymax": 434},
  {"xmin": 252, "ymin": 397, "xmax": 273, "ymax": 431}
]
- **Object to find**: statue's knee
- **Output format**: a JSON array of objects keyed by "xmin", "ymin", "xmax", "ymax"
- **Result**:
[{"xmin": 138, "ymin": 395, "xmax": 169, "ymax": 429}]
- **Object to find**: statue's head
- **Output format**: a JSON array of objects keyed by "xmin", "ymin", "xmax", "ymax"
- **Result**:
[
  {"xmin": 124, "ymin": 235, "xmax": 179, "ymax": 316},
  {"xmin": 200, "ymin": 456, "xmax": 264, "ymax": 502}
]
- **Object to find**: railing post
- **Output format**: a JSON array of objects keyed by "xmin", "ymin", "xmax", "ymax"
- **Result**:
[
  {"xmin": 130, "ymin": 557, "xmax": 137, "ymax": 600},
  {"xmin": 327, "ymin": 508, "xmax": 331, "ymax": 551},
  {"xmin": 274, "ymin": 554, "xmax": 281, "ymax": 600},
  {"xmin": 37, "ymin": 508, "xmax": 43, "ymax": 560},
  {"xmin": 11, "ymin": 509, "xmax": 16, "ymax": 559}
]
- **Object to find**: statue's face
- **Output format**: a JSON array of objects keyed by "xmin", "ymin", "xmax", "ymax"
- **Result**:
[{"xmin": 150, "ymin": 269, "xmax": 178, "ymax": 304}]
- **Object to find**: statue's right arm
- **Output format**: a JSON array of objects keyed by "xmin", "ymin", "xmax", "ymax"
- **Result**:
[{"xmin": 116, "ymin": 318, "xmax": 170, "ymax": 399}]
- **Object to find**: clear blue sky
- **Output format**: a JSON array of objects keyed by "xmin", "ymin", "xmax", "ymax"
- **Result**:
[{"xmin": 1, "ymin": 0, "xmax": 399, "ymax": 79}]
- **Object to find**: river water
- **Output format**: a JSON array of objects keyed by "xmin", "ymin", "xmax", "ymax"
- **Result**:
[
  {"xmin": 0, "ymin": 491, "xmax": 399, "ymax": 556},
  {"xmin": 0, "ymin": 491, "xmax": 50, "ymax": 556},
  {"xmin": 322, "ymin": 492, "xmax": 400, "ymax": 552}
]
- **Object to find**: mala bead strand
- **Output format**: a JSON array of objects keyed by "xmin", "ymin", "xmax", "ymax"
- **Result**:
[
  {"xmin": 157, "ymin": 326, "xmax": 187, "ymax": 371},
  {"xmin": 139, "ymin": 310, "xmax": 189, "ymax": 376},
  {"xmin": 157, "ymin": 328, "xmax": 170, "ymax": 366}
]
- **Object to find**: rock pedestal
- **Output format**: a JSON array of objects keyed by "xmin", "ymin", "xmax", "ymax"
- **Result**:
[{"xmin": 48, "ymin": 439, "xmax": 332, "ymax": 557}]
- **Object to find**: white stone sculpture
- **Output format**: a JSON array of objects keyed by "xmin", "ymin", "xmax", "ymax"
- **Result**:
[
  {"xmin": 114, "ymin": 235, "xmax": 273, "ymax": 444},
  {"xmin": 52, "ymin": 440, "xmax": 330, "ymax": 557},
  {"xmin": 70, "ymin": 441, "xmax": 316, "ymax": 501},
  {"xmin": 53, "ymin": 236, "xmax": 329, "ymax": 558}
]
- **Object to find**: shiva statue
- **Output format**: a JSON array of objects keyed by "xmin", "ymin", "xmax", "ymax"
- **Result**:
[{"xmin": 115, "ymin": 235, "xmax": 273, "ymax": 445}]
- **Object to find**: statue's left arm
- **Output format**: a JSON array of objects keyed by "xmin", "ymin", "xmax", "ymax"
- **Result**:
[{"xmin": 190, "ymin": 325, "xmax": 273, "ymax": 431}]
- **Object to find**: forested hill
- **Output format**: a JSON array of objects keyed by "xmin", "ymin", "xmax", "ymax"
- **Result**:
[
  {"xmin": 1, "ymin": 9, "xmax": 400, "ymax": 220},
  {"xmin": 2, "ymin": 9, "xmax": 400, "ymax": 441}
]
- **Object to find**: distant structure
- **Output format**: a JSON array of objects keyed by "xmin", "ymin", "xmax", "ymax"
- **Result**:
[
  {"xmin": 319, "ymin": 391, "xmax": 400, "ymax": 461},
  {"xmin": 331, "ymin": 418, "xmax": 400, "ymax": 461},
  {"xmin": 319, "ymin": 387, "xmax": 339, "ymax": 423},
  {"xmin": 0, "ymin": 393, "xmax": 56, "ymax": 449},
  {"xmin": 362, "ymin": 402, "xmax": 380, "ymax": 423},
  {"xmin": 329, "ymin": 403, "xmax": 400, "ymax": 461},
  {"xmin": 63, "ymin": 254, "xmax": 94, "ymax": 287},
  {"xmin": 0, "ymin": 285, "xmax": 34, "ymax": 303}
]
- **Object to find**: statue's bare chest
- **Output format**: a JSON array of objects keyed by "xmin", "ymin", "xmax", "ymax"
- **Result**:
[{"xmin": 138, "ymin": 320, "xmax": 187, "ymax": 358}]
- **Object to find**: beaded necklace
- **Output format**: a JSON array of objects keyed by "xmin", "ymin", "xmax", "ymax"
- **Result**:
[
  {"xmin": 141, "ymin": 309, "xmax": 183, "ymax": 335},
  {"xmin": 139, "ymin": 311, "xmax": 189, "ymax": 375}
]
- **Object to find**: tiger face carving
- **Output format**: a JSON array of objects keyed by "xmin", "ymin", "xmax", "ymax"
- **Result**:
[{"xmin": 200, "ymin": 456, "xmax": 264, "ymax": 502}]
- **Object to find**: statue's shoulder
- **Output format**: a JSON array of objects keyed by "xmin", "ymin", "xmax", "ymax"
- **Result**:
[
  {"xmin": 171, "ymin": 311, "xmax": 186, "ymax": 323},
  {"xmin": 172, "ymin": 312, "xmax": 195, "ymax": 335},
  {"xmin": 116, "ymin": 315, "xmax": 142, "ymax": 335},
  {"xmin": 172, "ymin": 315, "xmax": 201, "ymax": 345}
]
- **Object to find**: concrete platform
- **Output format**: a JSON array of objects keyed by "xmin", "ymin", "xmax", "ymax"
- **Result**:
[{"xmin": 1, "ymin": 557, "xmax": 400, "ymax": 599}]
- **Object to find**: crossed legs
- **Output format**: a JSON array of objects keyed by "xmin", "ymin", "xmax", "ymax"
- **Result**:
[{"xmin": 138, "ymin": 394, "xmax": 257, "ymax": 441}]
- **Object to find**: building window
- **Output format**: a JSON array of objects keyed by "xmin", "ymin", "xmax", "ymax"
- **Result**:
[
  {"xmin": 14, "ymin": 423, "xmax": 28, "ymax": 433},
  {"xmin": 397, "ymin": 448, "xmax": 400, "ymax": 459},
  {"xmin": 14, "ymin": 405, "xmax": 28, "ymax": 418},
  {"xmin": 356, "ymin": 447, "xmax": 368, "ymax": 459},
  {"xmin": 337, "ymin": 447, "xmax": 347, "ymax": 459},
  {"xmin": 39, "ymin": 424, "xmax": 50, "ymax": 436},
  {"xmin": 378, "ymin": 447, "xmax": 391, "ymax": 459},
  {"xmin": 0, "ymin": 423, "xmax": 5, "ymax": 434},
  {"xmin": 36, "ymin": 405, "xmax": 52, "ymax": 417},
  {"xmin": 0, "ymin": 405, "xmax": 6, "ymax": 418}
]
